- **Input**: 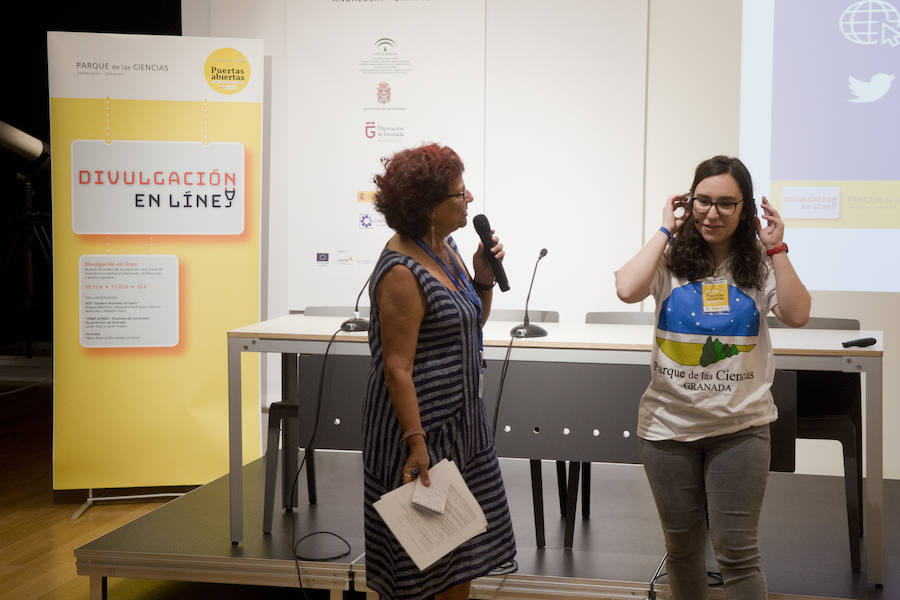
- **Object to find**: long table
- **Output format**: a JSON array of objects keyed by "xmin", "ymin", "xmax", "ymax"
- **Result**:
[{"xmin": 226, "ymin": 315, "xmax": 885, "ymax": 585}]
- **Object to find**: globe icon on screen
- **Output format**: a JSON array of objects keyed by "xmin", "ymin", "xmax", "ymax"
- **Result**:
[{"xmin": 840, "ymin": 0, "xmax": 900, "ymax": 45}]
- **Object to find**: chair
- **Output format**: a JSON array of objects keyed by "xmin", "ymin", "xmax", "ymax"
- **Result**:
[
  {"xmin": 492, "ymin": 310, "xmax": 648, "ymax": 548},
  {"xmin": 488, "ymin": 308, "xmax": 561, "ymax": 548},
  {"xmin": 585, "ymin": 311, "xmax": 655, "ymax": 326},
  {"xmin": 547, "ymin": 312, "xmax": 655, "ymax": 548},
  {"xmin": 489, "ymin": 308, "xmax": 560, "ymax": 324},
  {"xmin": 767, "ymin": 315, "xmax": 862, "ymax": 572},
  {"xmin": 302, "ymin": 305, "xmax": 370, "ymax": 318},
  {"xmin": 263, "ymin": 305, "xmax": 369, "ymax": 533},
  {"xmin": 576, "ymin": 311, "xmax": 653, "ymax": 519}
]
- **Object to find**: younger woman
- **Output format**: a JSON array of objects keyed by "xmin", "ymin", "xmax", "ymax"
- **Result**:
[{"xmin": 615, "ymin": 155, "xmax": 810, "ymax": 599}]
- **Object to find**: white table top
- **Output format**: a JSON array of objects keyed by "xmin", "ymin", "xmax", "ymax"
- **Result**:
[{"xmin": 229, "ymin": 314, "xmax": 883, "ymax": 358}]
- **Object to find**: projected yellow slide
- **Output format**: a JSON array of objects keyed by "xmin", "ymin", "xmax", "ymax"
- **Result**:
[{"xmin": 772, "ymin": 180, "xmax": 900, "ymax": 229}]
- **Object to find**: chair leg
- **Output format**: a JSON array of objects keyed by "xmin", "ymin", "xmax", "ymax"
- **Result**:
[
  {"xmin": 799, "ymin": 415, "xmax": 862, "ymax": 573},
  {"xmin": 842, "ymin": 443, "xmax": 862, "ymax": 572},
  {"xmin": 556, "ymin": 460, "xmax": 567, "ymax": 516},
  {"xmin": 529, "ymin": 459, "xmax": 545, "ymax": 548},
  {"xmin": 281, "ymin": 354, "xmax": 300, "ymax": 509},
  {"xmin": 262, "ymin": 411, "xmax": 282, "ymax": 534},
  {"xmin": 581, "ymin": 462, "xmax": 591, "ymax": 519},
  {"xmin": 306, "ymin": 447, "xmax": 318, "ymax": 505},
  {"xmin": 855, "ymin": 446, "xmax": 863, "ymax": 538},
  {"xmin": 563, "ymin": 462, "xmax": 580, "ymax": 549},
  {"xmin": 850, "ymin": 403, "xmax": 863, "ymax": 537}
]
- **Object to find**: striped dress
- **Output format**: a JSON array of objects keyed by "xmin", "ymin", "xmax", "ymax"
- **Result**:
[{"xmin": 362, "ymin": 238, "xmax": 517, "ymax": 600}]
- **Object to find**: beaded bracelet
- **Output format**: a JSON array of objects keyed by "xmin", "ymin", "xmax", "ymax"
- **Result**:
[{"xmin": 401, "ymin": 427, "xmax": 426, "ymax": 446}]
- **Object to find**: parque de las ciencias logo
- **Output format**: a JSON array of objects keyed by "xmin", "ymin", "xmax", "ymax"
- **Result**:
[
  {"xmin": 75, "ymin": 61, "xmax": 168, "ymax": 75},
  {"xmin": 204, "ymin": 48, "xmax": 250, "ymax": 95}
]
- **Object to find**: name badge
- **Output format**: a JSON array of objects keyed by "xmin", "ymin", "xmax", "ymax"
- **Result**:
[{"xmin": 702, "ymin": 279, "xmax": 730, "ymax": 314}]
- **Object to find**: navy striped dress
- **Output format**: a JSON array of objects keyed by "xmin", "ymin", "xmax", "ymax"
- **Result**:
[{"xmin": 362, "ymin": 238, "xmax": 516, "ymax": 600}]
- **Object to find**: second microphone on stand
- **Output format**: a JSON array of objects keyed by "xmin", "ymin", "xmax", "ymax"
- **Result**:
[
  {"xmin": 340, "ymin": 272, "xmax": 373, "ymax": 331},
  {"xmin": 511, "ymin": 248, "xmax": 548, "ymax": 338}
]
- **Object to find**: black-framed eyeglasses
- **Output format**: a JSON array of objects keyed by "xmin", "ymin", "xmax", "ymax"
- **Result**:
[
  {"xmin": 447, "ymin": 185, "xmax": 466, "ymax": 199},
  {"xmin": 690, "ymin": 196, "xmax": 743, "ymax": 217}
]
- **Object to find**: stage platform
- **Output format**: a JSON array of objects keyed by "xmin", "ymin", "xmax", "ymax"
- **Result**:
[{"xmin": 75, "ymin": 450, "xmax": 896, "ymax": 599}]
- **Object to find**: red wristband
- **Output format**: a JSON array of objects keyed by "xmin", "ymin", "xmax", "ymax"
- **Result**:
[{"xmin": 766, "ymin": 243, "xmax": 788, "ymax": 256}]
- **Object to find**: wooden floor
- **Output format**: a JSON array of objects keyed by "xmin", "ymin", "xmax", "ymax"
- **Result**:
[{"xmin": 0, "ymin": 379, "xmax": 338, "ymax": 600}]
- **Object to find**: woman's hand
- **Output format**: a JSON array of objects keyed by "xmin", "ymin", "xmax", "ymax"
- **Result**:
[
  {"xmin": 401, "ymin": 438, "xmax": 431, "ymax": 486},
  {"xmin": 472, "ymin": 229, "xmax": 504, "ymax": 287},
  {"xmin": 755, "ymin": 196, "xmax": 784, "ymax": 249},
  {"xmin": 662, "ymin": 194, "xmax": 688, "ymax": 233}
]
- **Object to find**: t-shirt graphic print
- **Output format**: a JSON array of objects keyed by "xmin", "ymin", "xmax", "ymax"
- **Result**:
[{"xmin": 638, "ymin": 256, "xmax": 778, "ymax": 441}]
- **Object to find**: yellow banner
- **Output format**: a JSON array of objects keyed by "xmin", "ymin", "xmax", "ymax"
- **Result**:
[{"xmin": 51, "ymin": 97, "xmax": 261, "ymax": 488}]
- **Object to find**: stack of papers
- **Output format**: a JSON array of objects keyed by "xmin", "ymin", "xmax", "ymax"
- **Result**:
[{"xmin": 373, "ymin": 459, "xmax": 487, "ymax": 570}]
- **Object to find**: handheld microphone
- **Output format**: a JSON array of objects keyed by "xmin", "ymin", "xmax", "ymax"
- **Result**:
[
  {"xmin": 511, "ymin": 248, "xmax": 548, "ymax": 338},
  {"xmin": 340, "ymin": 272, "xmax": 372, "ymax": 331},
  {"xmin": 472, "ymin": 214, "xmax": 510, "ymax": 292}
]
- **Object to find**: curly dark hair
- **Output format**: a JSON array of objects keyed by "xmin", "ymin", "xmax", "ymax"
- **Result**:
[
  {"xmin": 373, "ymin": 143, "xmax": 464, "ymax": 238},
  {"xmin": 666, "ymin": 155, "xmax": 766, "ymax": 290}
]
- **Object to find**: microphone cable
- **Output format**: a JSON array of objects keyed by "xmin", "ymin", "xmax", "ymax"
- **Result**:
[
  {"xmin": 646, "ymin": 553, "xmax": 721, "ymax": 599},
  {"xmin": 287, "ymin": 327, "xmax": 352, "ymax": 599},
  {"xmin": 494, "ymin": 248, "xmax": 548, "ymax": 436},
  {"xmin": 490, "ymin": 335, "xmax": 515, "ymax": 439},
  {"xmin": 486, "ymin": 331, "xmax": 519, "ymax": 578}
]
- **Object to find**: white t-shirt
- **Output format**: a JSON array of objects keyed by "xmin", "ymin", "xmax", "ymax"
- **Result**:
[{"xmin": 638, "ymin": 250, "xmax": 779, "ymax": 441}]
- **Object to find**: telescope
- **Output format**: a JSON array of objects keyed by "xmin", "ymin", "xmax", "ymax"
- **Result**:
[
  {"xmin": 0, "ymin": 120, "xmax": 50, "ymax": 172},
  {"xmin": 0, "ymin": 119, "xmax": 51, "ymax": 358}
]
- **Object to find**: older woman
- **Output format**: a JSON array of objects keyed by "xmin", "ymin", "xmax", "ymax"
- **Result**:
[
  {"xmin": 615, "ymin": 155, "xmax": 810, "ymax": 599},
  {"xmin": 362, "ymin": 143, "xmax": 516, "ymax": 600}
]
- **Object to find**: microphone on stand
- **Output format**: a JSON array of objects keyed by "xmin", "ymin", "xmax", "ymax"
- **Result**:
[
  {"xmin": 340, "ymin": 273, "xmax": 372, "ymax": 331},
  {"xmin": 511, "ymin": 248, "xmax": 548, "ymax": 338}
]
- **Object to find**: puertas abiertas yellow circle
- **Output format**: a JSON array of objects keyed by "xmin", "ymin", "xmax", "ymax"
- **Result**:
[{"xmin": 204, "ymin": 48, "xmax": 250, "ymax": 95}]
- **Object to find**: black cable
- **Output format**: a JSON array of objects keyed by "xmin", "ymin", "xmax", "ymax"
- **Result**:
[
  {"xmin": 0, "ymin": 380, "xmax": 49, "ymax": 396},
  {"xmin": 488, "ymin": 558, "xmax": 518, "ymax": 576},
  {"xmin": 483, "ymin": 336, "xmax": 517, "ymax": 579},
  {"xmin": 490, "ymin": 335, "xmax": 515, "ymax": 438},
  {"xmin": 647, "ymin": 553, "xmax": 723, "ymax": 598},
  {"xmin": 647, "ymin": 552, "xmax": 666, "ymax": 599},
  {"xmin": 287, "ymin": 328, "xmax": 352, "ymax": 599}
]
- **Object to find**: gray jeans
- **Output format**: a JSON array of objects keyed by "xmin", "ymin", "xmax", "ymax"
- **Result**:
[{"xmin": 639, "ymin": 424, "xmax": 771, "ymax": 600}]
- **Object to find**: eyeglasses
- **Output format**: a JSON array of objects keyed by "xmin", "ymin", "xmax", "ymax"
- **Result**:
[
  {"xmin": 690, "ymin": 196, "xmax": 743, "ymax": 217},
  {"xmin": 447, "ymin": 185, "xmax": 466, "ymax": 199}
]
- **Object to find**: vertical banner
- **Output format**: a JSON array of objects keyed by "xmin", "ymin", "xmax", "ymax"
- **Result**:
[
  {"xmin": 286, "ymin": 0, "xmax": 486, "ymax": 310},
  {"xmin": 48, "ymin": 32, "xmax": 263, "ymax": 488}
]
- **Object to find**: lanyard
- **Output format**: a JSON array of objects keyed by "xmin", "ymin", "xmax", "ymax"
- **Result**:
[{"xmin": 414, "ymin": 237, "xmax": 483, "ymax": 350}]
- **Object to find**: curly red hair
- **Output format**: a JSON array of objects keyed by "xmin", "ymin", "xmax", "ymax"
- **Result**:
[{"xmin": 373, "ymin": 143, "xmax": 464, "ymax": 238}]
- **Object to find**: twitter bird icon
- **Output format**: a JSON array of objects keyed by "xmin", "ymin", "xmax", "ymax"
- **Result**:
[{"xmin": 848, "ymin": 73, "xmax": 895, "ymax": 103}]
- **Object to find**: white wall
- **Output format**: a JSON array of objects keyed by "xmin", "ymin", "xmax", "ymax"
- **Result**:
[
  {"xmin": 482, "ymin": 0, "xmax": 647, "ymax": 321},
  {"xmin": 182, "ymin": 0, "xmax": 291, "ymax": 418},
  {"xmin": 186, "ymin": 0, "xmax": 900, "ymax": 480}
]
